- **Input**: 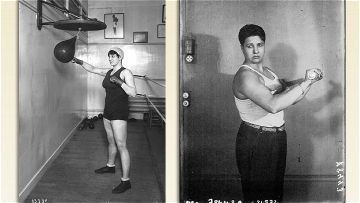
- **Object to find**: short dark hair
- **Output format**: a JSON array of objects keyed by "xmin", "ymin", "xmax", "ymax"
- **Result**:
[
  {"xmin": 238, "ymin": 24, "xmax": 266, "ymax": 45},
  {"xmin": 108, "ymin": 50, "xmax": 120, "ymax": 57}
]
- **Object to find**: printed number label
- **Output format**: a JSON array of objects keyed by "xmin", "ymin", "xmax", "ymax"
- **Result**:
[{"xmin": 32, "ymin": 199, "xmax": 48, "ymax": 203}]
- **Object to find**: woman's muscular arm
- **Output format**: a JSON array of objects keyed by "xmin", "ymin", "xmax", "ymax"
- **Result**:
[
  {"xmin": 73, "ymin": 57, "xmax": 110, "ymax": 77},
  {"xmin": 110, "ymin": 69, "xmax": 137, "ymax": 97},
  {"xmin": 232, "ymin": 68, "xmax": 322, "ymax": 113}
]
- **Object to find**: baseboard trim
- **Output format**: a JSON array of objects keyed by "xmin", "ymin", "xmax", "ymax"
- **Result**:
[
  {"xmin": 184, "ymin": 174, "xmax": 338, "ymax": 182},
  {"xmin": 284, "ymin": 174, "xmax": 337, "ymax": 181},
  {"xmin": 18, "ymin": 118, "xmax": 85, "ymax": 202},
  {"xmin": 86, "ymin": 109, "xmax": 103, "ymax": 117},
  {"xmin": 87, "ymin": 109, "xmax": 145, "ymax": 120}
]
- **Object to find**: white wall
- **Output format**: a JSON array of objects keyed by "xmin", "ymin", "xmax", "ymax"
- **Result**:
[{"xmin": 18, "ymin": 0, "xmax": 88, "ymax": 199}]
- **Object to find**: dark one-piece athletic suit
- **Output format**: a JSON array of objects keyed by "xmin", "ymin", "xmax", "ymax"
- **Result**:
[{"xmin": 102, "ymin": 67, "xmax": 129, "ymax": 121}]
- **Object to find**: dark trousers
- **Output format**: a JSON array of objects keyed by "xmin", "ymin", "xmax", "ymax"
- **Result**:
[{"xmin": 236, "ymin": 122, "xmax": 287, "ymax": 202}]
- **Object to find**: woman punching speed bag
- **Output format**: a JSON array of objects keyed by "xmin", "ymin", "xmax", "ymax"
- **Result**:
[{"xmin": 54, "ymin": 36, "xmax": 77, "ymax": 63}]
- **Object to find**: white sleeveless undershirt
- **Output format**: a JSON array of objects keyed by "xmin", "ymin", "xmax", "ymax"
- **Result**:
[{"xmin": 234, "ymin": 65, "xmax": 285, "ymax": 127}]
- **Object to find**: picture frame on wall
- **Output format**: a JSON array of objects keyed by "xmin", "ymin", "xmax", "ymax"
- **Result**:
[
  {"xmin": 162, "ymin": 4, "xmax": 166, "ymax": 23},
  {"xmin": 133, "ymin": 32, "xmax": 148, "ymax": 43},
  {"xmin": 157, "ymin": 24, "xmax": 165, "ymax": 38},
  {"xmin": 104, "ymin": 13, "xmax": 124, "ymax": 39}
]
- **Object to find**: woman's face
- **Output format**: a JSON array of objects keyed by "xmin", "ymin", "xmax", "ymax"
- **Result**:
[
  {"xmin": 108, "ymin": 54, "xmax": 120, "ymax": 66},
  {"xmin": 241, "ymin": 35, "xmax": 265, "ymax": 64}
]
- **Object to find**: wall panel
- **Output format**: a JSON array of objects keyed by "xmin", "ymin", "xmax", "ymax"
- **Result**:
[
  {"xmin": 88, "ymin": 0, "xmax": 165, "ymax": 44},
  {"xmin": 18, "ymin": 0, "xmax": 88, "ymax": 197}
]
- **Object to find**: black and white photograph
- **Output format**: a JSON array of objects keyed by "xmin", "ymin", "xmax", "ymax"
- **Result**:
[
  {"xmin": 18, "ymin": 0, "xmax": 165, "ymax": 202},
  {"xmin": 180, "ymin": 0, "xmax": 345, "ymax": 202},
  {"xmin": 104, "ymin": 13, "xmax": 124, "ymax": 39},
  {"xmin": 1, "ymin": 0, "xmax": 358, "ymax": 202}
]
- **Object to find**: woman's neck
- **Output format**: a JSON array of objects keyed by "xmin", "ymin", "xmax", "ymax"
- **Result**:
[
  {"xmin": 112, "ymin": 63, "xmax": 123, "ymax": 70},
  {"xmin": 243, "ymin": 62, "xmax": 264, "ymax": 72}
]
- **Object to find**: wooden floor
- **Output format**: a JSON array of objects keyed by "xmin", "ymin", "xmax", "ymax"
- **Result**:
[{"xmin": 25, "ymin": 119, "xmax": 165, "ymax": 202}]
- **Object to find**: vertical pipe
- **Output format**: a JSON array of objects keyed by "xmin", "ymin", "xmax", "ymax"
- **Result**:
[{"xmin": 36, "ymin": 0, "xmax": 42, "ymax": 30}]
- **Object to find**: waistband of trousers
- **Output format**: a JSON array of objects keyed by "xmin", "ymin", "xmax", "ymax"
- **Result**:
[{"xmin": 242, "ymin": 121, "xmax": 285, "ymax": 132}]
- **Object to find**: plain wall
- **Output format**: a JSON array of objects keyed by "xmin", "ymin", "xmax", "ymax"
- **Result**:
[
  {"xmin": 181, "ymin": 0, "xmax": 344, "ymax": 177},
  {"xmin": 84, "ymin": 0, "xmax": 165, "ymax": 114},
  {"xmin": 88, "ymin": 0, "xmax": 165, "ymax": 44},
  {"xmin": 18, "ymin": 0, "xmax": 88, "ymax": 197}
]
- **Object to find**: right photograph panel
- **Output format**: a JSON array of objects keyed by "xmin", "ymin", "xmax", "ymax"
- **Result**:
[{"xmin": 179, "ymin": 1, "xmax": 345, "ymax": 202}]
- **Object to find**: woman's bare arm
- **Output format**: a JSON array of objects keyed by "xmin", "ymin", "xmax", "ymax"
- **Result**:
[
  {"xmin": 110, "ymin": 69, "xmax": 137, "ymax": 97},
  {"xmin": 279, "ymin": 78, "xmax": 311, "ymax": 103},
  {"xmin": 73, "ymin": 57, "xmax": 110, "ymax": 77},
  {"xmin": 280, "ymin": 68, "xmax": 323, "ymax": 104},
  {"xmin": 121, "ymin": 69, "xmax": 137, "ymax": 97},
  {"xmin": 280, "ymin": 78, "xmax": 303, "ymax": 87},
  {"xmin": 233, "ymin": 69, "xmax": 315, "ymax": 113}
]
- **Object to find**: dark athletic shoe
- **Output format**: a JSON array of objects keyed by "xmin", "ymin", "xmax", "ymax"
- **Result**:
[
  {"xmin": 112, "ymin": 180, "xmax": 131, "ymax": 193},
  {"xmin": 94, "ymin": 166, "xmax": 115, "ymax": 174}
]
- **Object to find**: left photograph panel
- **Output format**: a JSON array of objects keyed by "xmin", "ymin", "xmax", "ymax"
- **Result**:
[{"xmin": 18, "ymin": 0, "xmax": 165, "ymax": 202}]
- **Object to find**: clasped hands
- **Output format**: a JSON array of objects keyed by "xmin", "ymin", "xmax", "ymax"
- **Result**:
[{"xmin": 305, "ymin": 68, "xmax": 323, "ymax": 83}]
